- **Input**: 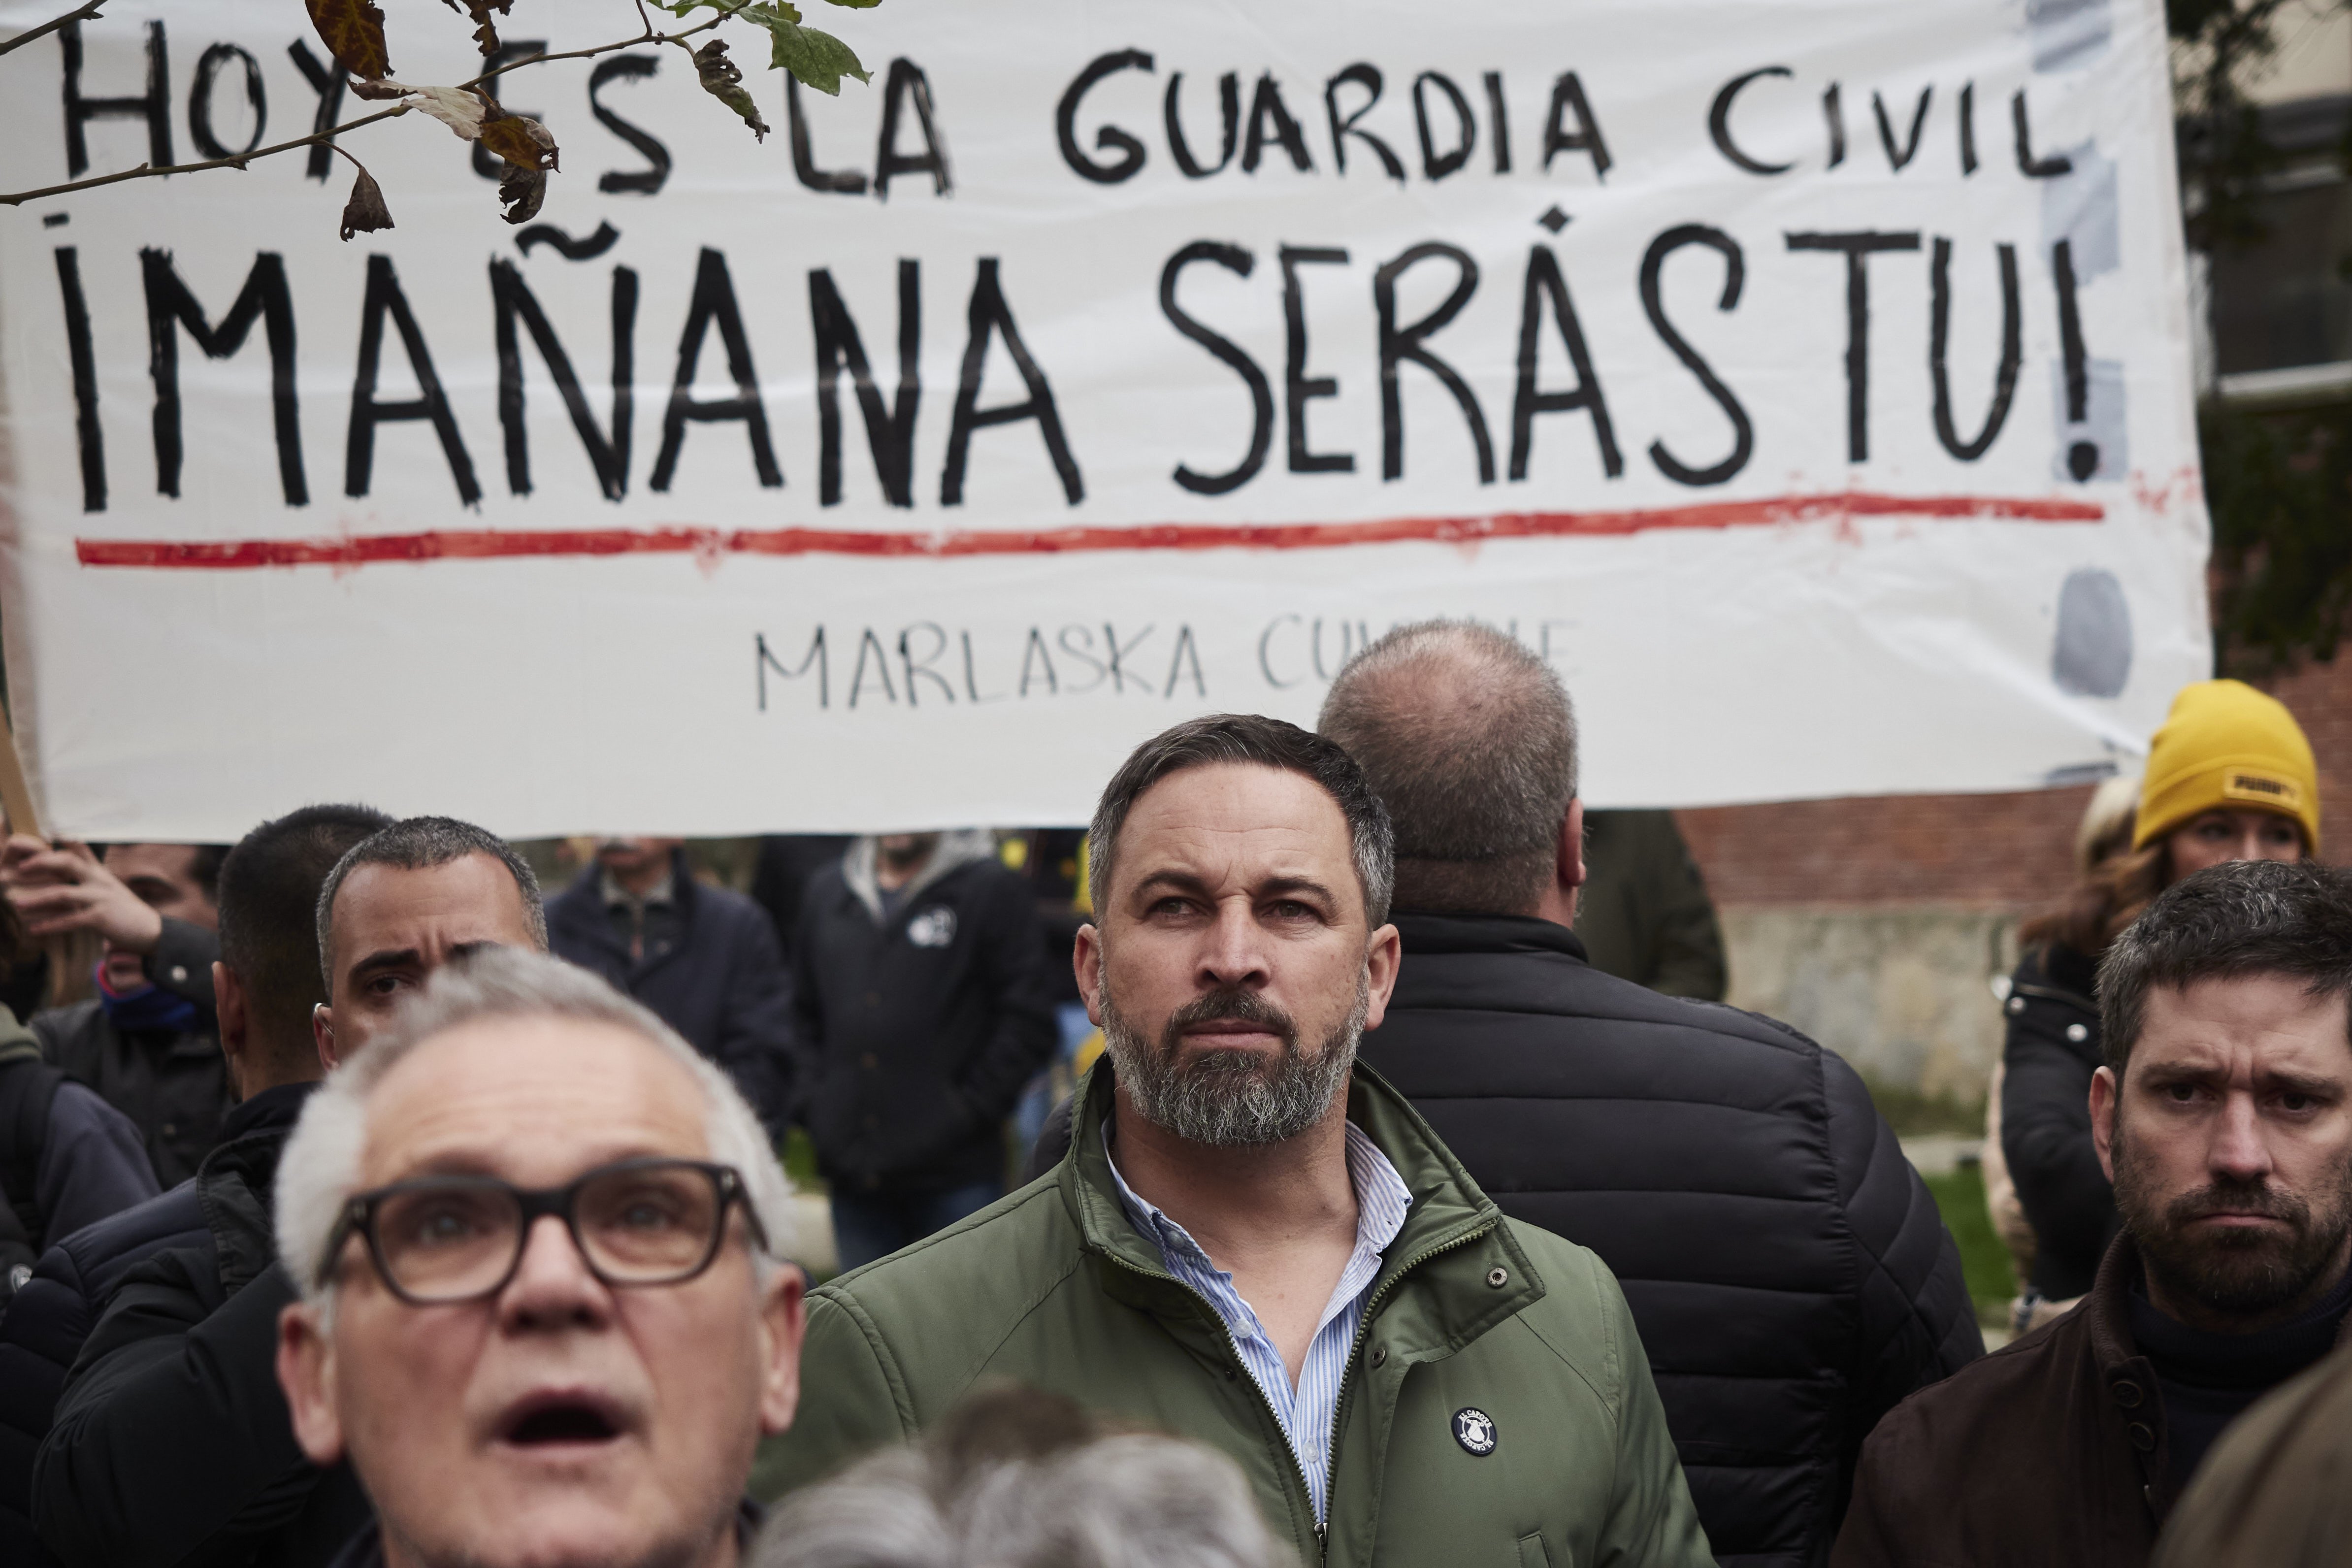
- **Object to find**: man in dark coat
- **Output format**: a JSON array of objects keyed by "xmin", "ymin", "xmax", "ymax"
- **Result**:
[
  {"xmin": 790, "ymin": 830, "xmax": 1054, "ymax": 1269},
  {"xmin": 4, "ymin": 839, "xmax": 231, "ymax": 1186},
  {"xmin": 1318, "ymin": 621, "xmax": 1981, "ymax": 1568},
  {"xmin": 545, "ymin": 839, "xmax": 795, "ymax": 1135},
  {"xmin": 22, "ymin": 813, "xmax": 548, "ymax": 1568},
  {"xmin": 1834, "ymin": 860, "xmax": 2352, "ymax": 1568}
]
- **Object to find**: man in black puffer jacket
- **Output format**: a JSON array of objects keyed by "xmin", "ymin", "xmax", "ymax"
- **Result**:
[
  {"xmin": 1320, "ymin": 622, "xmax": 1982, "ymax": 1568},
  {"xmin": 0, "ymin": 806, "xmax": 392, "ymax": 1568}
]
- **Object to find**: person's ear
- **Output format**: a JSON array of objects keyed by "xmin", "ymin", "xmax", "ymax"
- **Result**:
[
  {"xmin": 214, "ymin": 962, "xmax": 252, "ymax": 1099},
  {"xmin": 1361, "ymin": 921, "xmax": 1402, "ymax": 1032},
  {"xmin": 1558, "ymin": 798, "xmax": 1588, "ymax": 890},
  {"xmin": 313, "ymin": 1002, "xmax": 341, "ymax": 1072},
  {"xmin": 2091, "ymin": 1065, "xmax": 2120, "ymax": 1182},
  {"xmin": 277, "ymin": 1300, "xmax": 347, "ymax": 1467},
  {"xmin": 1074, "ymin": 923, "xmax": 1104, "ymax": 1026},
  {"xmin": 755, "ymin": 1266, "xmax": 808, "ymax": 1436}
]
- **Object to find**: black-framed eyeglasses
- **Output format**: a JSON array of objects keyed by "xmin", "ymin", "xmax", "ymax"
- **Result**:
[{"xmin": 319, "ymin": 1157, "xmax": 767, "ymax": 1305}]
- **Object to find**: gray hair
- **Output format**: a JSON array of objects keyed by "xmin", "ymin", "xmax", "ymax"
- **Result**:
[
  {"xmin": 2098, "ymin": 859, "xmax": 2352, "ymax": 1075},
  {"xmin": 753, "ymin": 1388, "xmax": 1288, "ymax": 1568},
  {"xmin": 1089, "ymin": 714, "xmax": 1393, "ymax": 927},
  {"xmin": 315, "ymin": 816, "xmax": 548, "ymax": 987},
  {"xmin": 275, "ymin": 947, "xmax": 798, "ymax": 1308},
  {"xmin": 1318, "ymin": 620, "xmax": 1577, "ymax": 917}
]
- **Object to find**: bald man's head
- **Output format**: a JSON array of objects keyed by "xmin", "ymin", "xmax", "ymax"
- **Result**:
[{"xmin": 1318, "ymin": 621, "xmax": 1577, "ymax": 915}]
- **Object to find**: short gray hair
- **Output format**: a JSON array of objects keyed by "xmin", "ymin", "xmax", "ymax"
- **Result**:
[
  {"xmin": 275, "ymin": 947, "xmax": 798, "ymax": 1307},
  {"xmin": 315, "ymin": 816, "xmax": 548, "ymax": 986},
  {"xmin": 2098, "ymin": 858, "xmax": 2352, "ymax": 1075},
  {"xmin": 1089, "ymin": 714, "xmax": 1394, "ymax": 927},
  {"xmin": 1318, "ymin": 620, "xmax": 1577, "ymax": 916},
  {"xmin": 753, "ymin": 1387, "xmax": 1288, "ymax": 1568}
]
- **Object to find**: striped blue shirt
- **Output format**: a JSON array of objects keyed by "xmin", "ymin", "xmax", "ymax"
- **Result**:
[{"xmin": 1105, "ymin": 1120, "xmax": 1413, "ymax": 1524}]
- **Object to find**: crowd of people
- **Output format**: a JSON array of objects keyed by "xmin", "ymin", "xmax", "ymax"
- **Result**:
[{"xmin": 0, "ymin": 619, "xmax": 2342, "ymax": 1568}]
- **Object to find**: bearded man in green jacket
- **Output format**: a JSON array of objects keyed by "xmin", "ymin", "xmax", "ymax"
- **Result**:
[{"xmin": 759, "ymin": 714, "xmax": 1712, "ymax": 1568}]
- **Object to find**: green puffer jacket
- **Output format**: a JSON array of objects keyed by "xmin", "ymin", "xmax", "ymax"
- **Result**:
[{"xmin": 758, "ymin": 1061, "xmax": 1712, "ymax": 1568}]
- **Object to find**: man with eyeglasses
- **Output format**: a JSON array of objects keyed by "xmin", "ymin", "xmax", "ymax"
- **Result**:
[{"xmin": 275, "ymin": 946, "xmax": 805, "ymax": 1568}]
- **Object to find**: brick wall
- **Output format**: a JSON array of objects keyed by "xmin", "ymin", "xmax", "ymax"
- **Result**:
[{"xmin": 1679, "ymin": 655, "xmax": 2352, "ymax": 914}]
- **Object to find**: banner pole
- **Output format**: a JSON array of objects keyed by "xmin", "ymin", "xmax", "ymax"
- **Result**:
[{"xmin": 0, "ymin": 699, "xmax": 38, "ymax": 840}]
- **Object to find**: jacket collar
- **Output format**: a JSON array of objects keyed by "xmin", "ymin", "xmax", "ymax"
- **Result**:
[
  {"xmin": 216, "ymin": 1078, "xmax": 317, "ymax": 1146},
  {"xmin": 843, "ymin": 830, "xmax": 997, "ymax": 923},
  {"xmin": 201, "ymin": 1079, "xmax": 322, "ymax": 1294},
  {"xmin": 555, "ymin": 849, "xmax": 701, "ymax": 953},
  {"xmin": 1391, "ymin": 910, "xmax": 1590, "ymax": 964},
  {"xmin": 1055, "ymin": 1054, "xmax": 1542, "ymax": 1353}
]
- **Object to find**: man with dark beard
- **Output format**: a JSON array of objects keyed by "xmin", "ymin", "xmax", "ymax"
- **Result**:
[
  {"xmin": 759, "ymin": 715, "xmax": 1712, "ymax": 1568},
  {"xmin": 1835, "ymin": 858, "xmax": 2352, "ymax": 1568}
]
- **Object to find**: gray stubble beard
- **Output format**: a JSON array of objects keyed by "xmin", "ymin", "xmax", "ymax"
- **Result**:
[{"xmin": 1099, "ymin": 969, "xmax": 1367, "ymax": 1148}]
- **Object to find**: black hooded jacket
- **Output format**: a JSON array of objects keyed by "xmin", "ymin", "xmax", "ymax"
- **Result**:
[
  {"xmin": 20, "ymin": 1081, "xmax": 370, "ymax": 1568},
  {"xmin": 1361, "ymin": 914, "xmax": 1982, "ymax": 1568},
  {"xmin": 789, "ymin": 835, "xmax": 1055, "ymax": 1191},
  {"xmin": 1998, "ymin": 941, "xmax": 2117, "ymax": 1300}
]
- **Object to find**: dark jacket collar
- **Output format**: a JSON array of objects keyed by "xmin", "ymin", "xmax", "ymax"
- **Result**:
[
  {"xmin": 217, "ymin": 1078, "xmax": 318, "ymax": 1146},
  {"xmin": 1391, "ymin": 910, "xmax": 1590, "ymax": 963},
  {"xmin": 553, "ymin": 849, "xmax": 701, "ymax": 950},
  {"xmin": 2073, "ymin": 1230, "xmax": 2352, "ymax": 1520}
]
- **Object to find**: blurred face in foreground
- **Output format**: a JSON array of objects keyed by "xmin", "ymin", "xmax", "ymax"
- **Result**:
[
  {"xmin": 278, "ymin": 1017, "xmax": 804, "ymax": 1568},
  {"xmin": 1075, "ymin": 763, "xmax": 1399, "ymax": 1147},
  {"xmin": 2093, "ymin": 974, "xmax": 2352, "ymax": 1334}
]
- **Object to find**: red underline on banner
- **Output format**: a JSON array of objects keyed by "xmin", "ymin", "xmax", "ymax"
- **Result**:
[{"xmin": 73, "ymin": 491, "xmax": 2103, "ymax": 570}]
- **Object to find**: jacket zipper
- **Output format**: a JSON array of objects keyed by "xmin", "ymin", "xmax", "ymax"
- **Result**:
[
  {"xmin": 1100, "ymin": 1251, "xmax": 1324, "ymax": 1546},
  {"xmin": 1317, "ymin": 1219, "xmax": 1499, "ymax": 1564},
  {"xmin": 1102, "ymin": 1214, "xmax": 1503, "ymax": 1565}
]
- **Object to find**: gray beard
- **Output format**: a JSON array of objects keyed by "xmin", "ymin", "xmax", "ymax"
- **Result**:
[{"xmin": 1100, "ymin": 975, "xmax": 1366, "ymax": 1147}]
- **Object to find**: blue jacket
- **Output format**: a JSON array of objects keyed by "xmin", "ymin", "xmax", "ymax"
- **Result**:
[{"xmin": 545, "ymin": 851, "xmax": 796, "ymax": 1134}]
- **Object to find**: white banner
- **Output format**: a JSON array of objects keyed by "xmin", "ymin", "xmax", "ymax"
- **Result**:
[{"xmin": 0, "ymin": 0, "xmax": 2208, "ymax": 839}]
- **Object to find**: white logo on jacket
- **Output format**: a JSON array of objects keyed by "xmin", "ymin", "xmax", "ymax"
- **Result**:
[
  {"xmin": 906, "ymin": 908, "xmax": 957, "ymax": 948},
  {"xmin": 1452, "ymin": 1407, "xmax": 1497, "ymax": 1456}
]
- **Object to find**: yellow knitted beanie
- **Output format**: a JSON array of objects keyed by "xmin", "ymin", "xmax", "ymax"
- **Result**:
[{"xmin": 2134, "ymin": 680, "xmax": 2320, "ymax": 853}]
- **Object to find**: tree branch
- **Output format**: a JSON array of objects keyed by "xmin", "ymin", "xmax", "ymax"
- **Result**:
[
  {"xmin": 0, "ymin": 0, "xmax": 104, "ymax": 60},
  {"xmin": 0, "ymin": 0, "xmax": 753, "ymax": 208},
  {"xmin": 455, "ymin": 1, "xmax": 749, "ymax": 90},
  {"xmin": 0, "ymin": 104, "xmax": 410, "ymax": 205}
]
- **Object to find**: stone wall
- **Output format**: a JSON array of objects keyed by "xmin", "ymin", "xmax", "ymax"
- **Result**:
[
  {"xmin": 1680, "ymin": 657, "xmax": 2352, "ymax": 1104},
  {"xmin": 1718, "ymin": 907, "xmax": 2018, "ymax": 1105}
]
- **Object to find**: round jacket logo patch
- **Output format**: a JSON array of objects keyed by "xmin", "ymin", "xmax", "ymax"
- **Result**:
[
  {"xmin": 906, "ymin": 908, "xmax": 957, "ymax": 948},
  {"xmin": 1452, "ymin": 1407, "xmax": 1497, "ymax": 1456}
]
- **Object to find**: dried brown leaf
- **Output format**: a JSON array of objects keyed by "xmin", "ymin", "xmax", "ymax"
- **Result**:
[
  {"xmin": 691, "ymin": 39, "xmax": 771, "ymax": 141},
  {"xmin": 339, "ymin": 167, "xmax": 394, "ymax": 241},
  {"xmin": 438, "ymin": 0, "xmax": 514, "ymax": 57},
  {"xmin": 497, "ymin": 160, "xmax": 548, "ymax": 224},
  {"xmin": 304, "ymin": 0, "xmax": 391, "ymax": 82},
  {"xmin": 478, "ymin": 106, "xmax": 558, "ymax": 171}
]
